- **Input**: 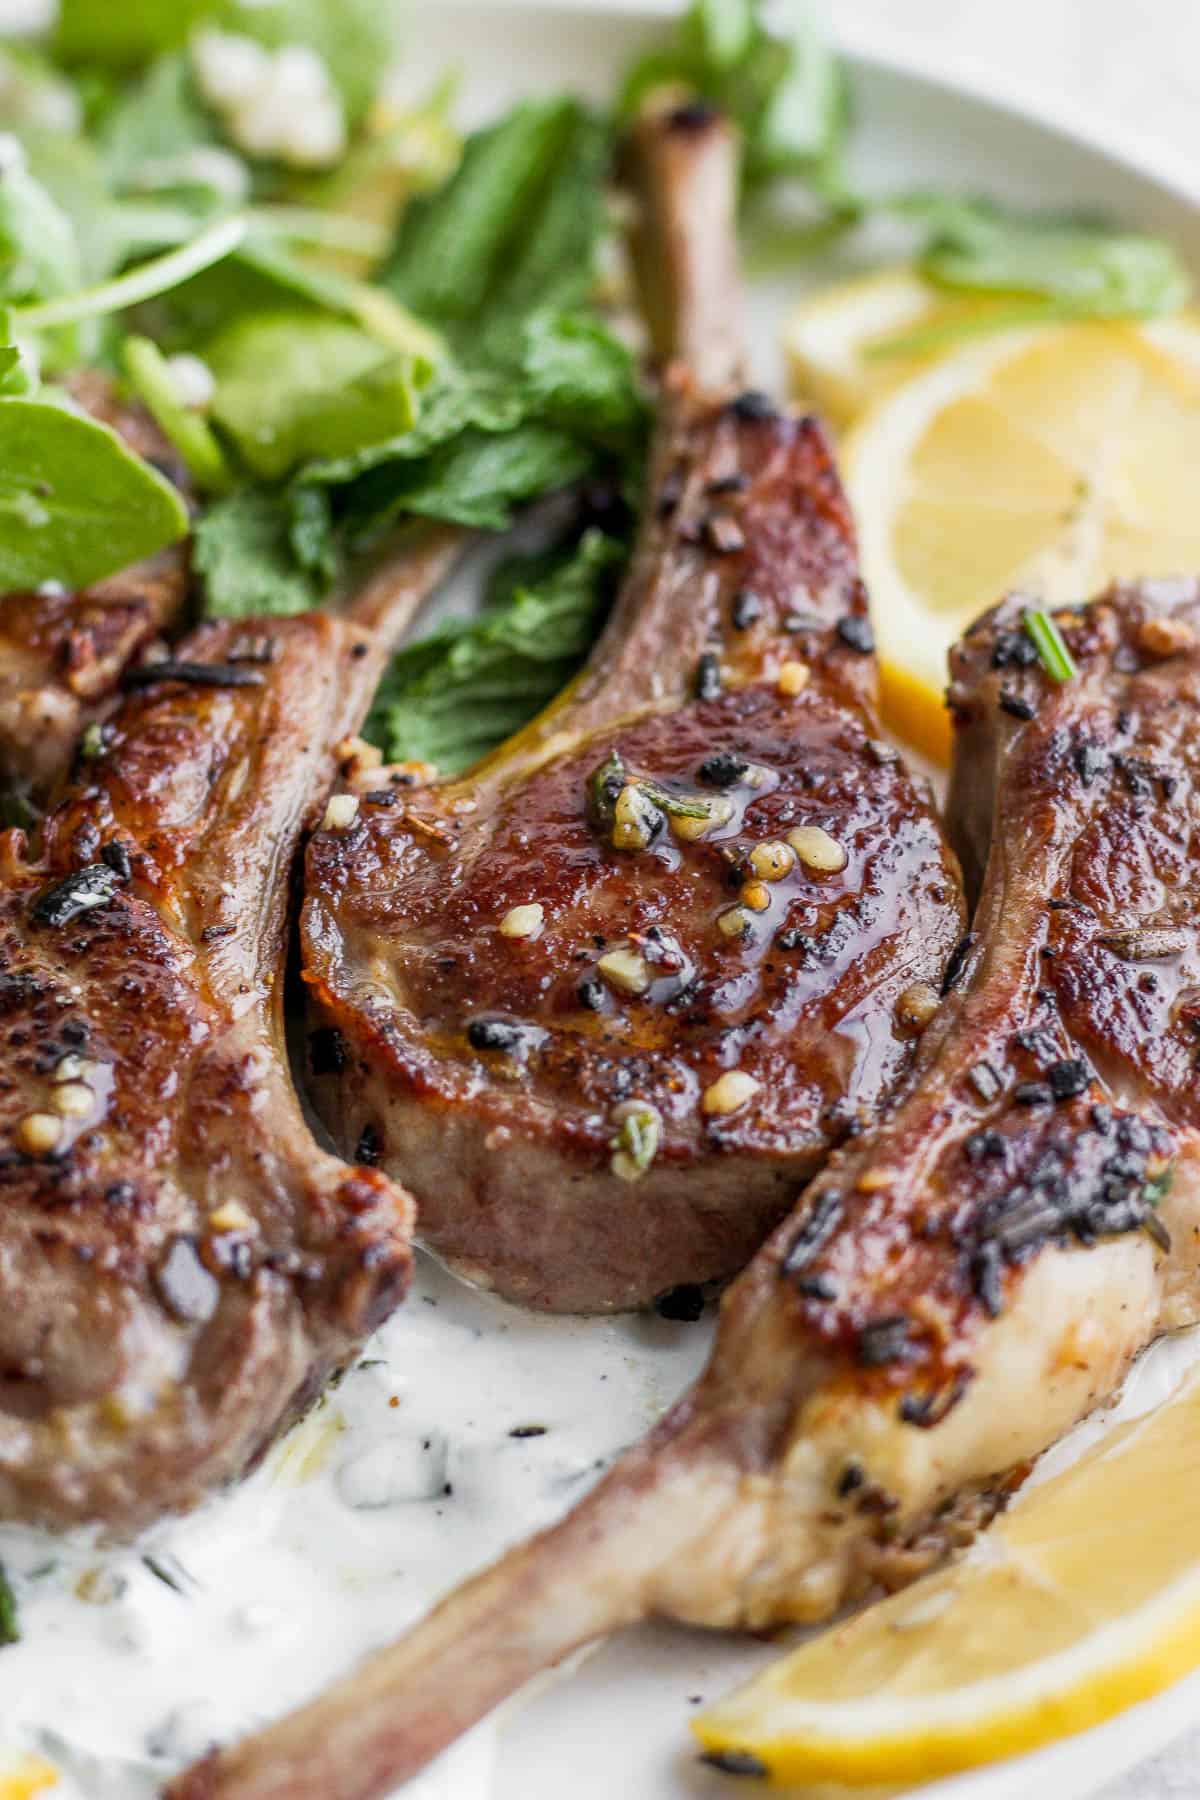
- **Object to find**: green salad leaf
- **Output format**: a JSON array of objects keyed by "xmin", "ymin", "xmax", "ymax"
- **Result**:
[
  {"xmin": 385, "ymin": 98, "xmax": 587, "ymax": 333},
  {"xmin": 351, "ymin": 421, "xmax": 593, "ymax": 534},
  {"xmin": 0, "ymin": 150, "xmax": 83, "ymax": 310},
  {"xmin": 0, "ymin": 1558, "xmax": 18, "ymax": 1647},
  {"xmin": 204, "ymin": 309, "xmax": 424, "ymax": 478},
  {"xmin": 193, "ymin": 485, "xmax": 323, "ymax": 617},
  {"xmin": 298, "ymin": 312, "xmax": 643, "ymax": 541},
  {"xmin": 914, "ymin": 197, "xmax": 1192, "ymax": 317},
  {"xmin": 619, "ymin": 0, "xmax": 850, "ymax": 196},
  {"xmin": 0, "ymin": 392, "xmax": 188, "ymax": 589},
  {"xmin": 365, "ymin": 526, "xmax": 624, "ymax": 772},
  {"xmin": 98, "ymin": 51, "xmax": 222, "ymax": 191},
  {"xmin": 121, "ymin": 332, "xmax": 231, "ymax": 490},
  {"xmin": 54, "ymin": 0, "xmax": 396, "ymax": 126}
]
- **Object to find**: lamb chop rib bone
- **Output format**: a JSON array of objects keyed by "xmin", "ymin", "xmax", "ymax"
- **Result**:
[
  {"xmin": 300, "ymin": 107, "xmax": 964, "ymax": 1313},
  {"xmin": 0, "ymin": 527, "xmax": 460, "ymax": 1532},
  {"xmin": 168, "ymin": 562, "xmax": 1200, "ymax": 1800}
]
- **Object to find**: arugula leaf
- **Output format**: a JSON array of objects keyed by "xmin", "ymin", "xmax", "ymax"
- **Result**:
[
  {"xmin": 619, "ymin": 0, "xmax": 849, "ymax": 196},
  {"xmin": 913, "ymin": 197, "xmax": 1192, "ymax": 317},
  {"xmin": 204, "ymin": 309, "xmax": 423, "ymax": 478},
  {"xmin": 98, "ymin": 52, "xmax": 222, "ymax": 191},
  {"xmin": 17, "ymin": 125, "xmax": 122, "ymax": 287},
  {"xmin": 55, "ymin": 0, "xmax": 218, "ymax": 65},
  {"xmin": 193, "ymin": 485, "xmax": 323, "ymax": 617},
  {"xmin": 122, "ymin": 333, "xmax": 232, "ymax": 490},
  {"xmin": 0, "ymin": 44, "xmax": 83, "ymax": 137},
  {"xmin": 0, "ymin": 151, "xmax": 82, "ymax": 310},
  {"xmin": 0, "ymin": 393, "xmax": 188, "ymax": 589},
  {"xmin": 365, "ymin": 527, "xmax": 624, "ymax": 773}
]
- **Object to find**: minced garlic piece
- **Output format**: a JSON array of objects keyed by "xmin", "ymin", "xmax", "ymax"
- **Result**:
[
  {"xmin": 209, "ymin": 1200, "xmax": 256, "ymax": 1234},
  {"xmin": 748, "ymin": 840, "xmax": 795, "ymax": 881},
  {"xmin": 702, "ymin": 1070, "xmax": 760, "ymax": 1116},
  {"xmin": 671, "ymin": 797, "xmax": 734, "ymax": 842},
  {"xmin": 322, "ymin": 794, "xmax": 360, "ymax": 831},
  {"xmin": 1138, "ymin": 614, "xmax": 1196, "ymax": 658},
  {"xmin": 597, "ymin": 947, "xmax": 651, "ymax": 995},
  {"xmin": 895, "ymin": 981, "xmax": 940, "ymax": 1034},
  {"xmin": 499, "ymin": 902, "xmax": 544, "ymax": 940},
  {"xmin": 788, "ymin": 824, "xmax": 848, "ymax": 873},
  {"xmin": 17, "ymin": 1111, "xmax": 61, "ymax": 1155},
  {"xmin": 777, "ymin": 659, "xmax": 810, "ymax": 697},
  {"xmin": 51, "ymin": 1081, "xmax": 94, "ymax": 1118}
]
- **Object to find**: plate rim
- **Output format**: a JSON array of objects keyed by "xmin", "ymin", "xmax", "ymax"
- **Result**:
[{"xmin": 440, "ymin": 0, "xmax": 1200, "ymax": 220}]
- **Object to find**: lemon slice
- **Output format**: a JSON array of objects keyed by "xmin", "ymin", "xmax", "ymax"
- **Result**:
[
  {"xmin": 695, "ymin": 1364, "xmax": 1200, "ymax": 1789},
  {"xmin": 0, "ymin": 1755, "xmax": 57, "ymax": 1799},
  {"xmin": 838, "ymin": 315, "xmax": 1200, "ymax": 765},
  {"xmin": 785, "ymin": 267, "xmax": 1023, "ymax": 428}
]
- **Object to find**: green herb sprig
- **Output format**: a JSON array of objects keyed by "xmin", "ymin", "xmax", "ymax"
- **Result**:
[{"xmin": 1023, "ymin": 607, "xmax": 1078, "ymax": 684}]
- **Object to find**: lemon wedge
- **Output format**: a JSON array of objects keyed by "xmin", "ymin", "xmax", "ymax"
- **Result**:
[
  {"xmin": 836, "ymin": 314, "xmax": 1200, "ymax": 765},
  {"xmin": 695, "ymin": 1364, "xmax": 1200, "ymax": 1788},
  {"xmin": 0, "ymin": 1754, "xmax": 57, "ymax": 1799},
  {"xmin": 785, "ymin": 267, "xmax": 1024, "ymax": 428}
]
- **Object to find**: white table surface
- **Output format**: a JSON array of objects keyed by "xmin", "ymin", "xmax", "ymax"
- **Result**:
[{"xmin": 489, "ymin": 4, "xmax": 1200, "ymax": 1796}]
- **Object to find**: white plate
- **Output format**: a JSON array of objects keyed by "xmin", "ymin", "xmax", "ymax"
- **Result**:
[{"xmin": 4, "ymin": 9, "xmax": 1200, "ymax": 1800}]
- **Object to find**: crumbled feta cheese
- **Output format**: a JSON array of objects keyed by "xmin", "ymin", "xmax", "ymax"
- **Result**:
[
  {"xmin": 166, "ymin": 354, "xmax": 216, "ymax": 413},
  {"xmin": 192, "ymin": 29, "xmax": 272, "ymax": 110},
  {"xmin": 0, "ymin": 131, "xmax": 27, "ymax": 175},
  {"xmin": 192, "ymin": 29, "xmax": 347, "ymax": 169}
]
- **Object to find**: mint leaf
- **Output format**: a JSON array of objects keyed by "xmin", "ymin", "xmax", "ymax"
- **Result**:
[
  {"xmin": 520, "ymin": 311, "xmax": 646, "ymax": 448},
  {"xmin": 385, "ymin": 98, "xmax": 594, "ymax": 340},
  {"xmin": 366, "ymin": 527, "xmax": 624, "ymax": 773},
  {"xmin": 0, "ymin": 395, "xmax": 188, "ymax": 589},
  {"xmin": 354, "ymin": 423, "xmax": 592, "ymax": 535},
  {"xmin": 193, "ymin": 485, "xmax": 323, "ymax": 618}
]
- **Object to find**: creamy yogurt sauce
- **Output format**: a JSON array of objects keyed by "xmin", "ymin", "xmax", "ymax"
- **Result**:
[
  {"xmin": 2, "ymin": 1255, "xmax": 1199, "ymax": 1800},
  {"xmin": 0, "ymin": 1253, "xmax": 713, "ymax": 1798}
]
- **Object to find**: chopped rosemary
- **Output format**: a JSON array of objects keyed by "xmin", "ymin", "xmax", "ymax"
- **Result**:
[
  {"xmin": 1144, "ymin": 1163, "xmax": 1175, "ymax": 1209},
  {"xmin": 0, "ymin": 1559, "xmax": 18, "ymax": 1647},
  {"xmin": 587, "ymin": 750, "xmax": 717, "ymax": 851},
  {"xmin": 1023, "ymin": 607, "xmax": 1078, "ymax": 683},
  {"xmin": 610, "ymin": 1102, "xmax": 662, "ymax": 1182}
]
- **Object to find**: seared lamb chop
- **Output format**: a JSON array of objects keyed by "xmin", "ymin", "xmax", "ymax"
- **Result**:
[
  {"xmin": 299, "ymin": 106, "xmax": 965, "ymax": 1313},
  {"xmin": 0, "ymin": 373, "xmax": 192, "ymax": 813},
  {"xmin": 168, "ymin": 576, "xmax": 1200, "ymax": 1800},
  {"xmin": 0, "ymin": 607, "xmax": 422, "ymax": 1532}
]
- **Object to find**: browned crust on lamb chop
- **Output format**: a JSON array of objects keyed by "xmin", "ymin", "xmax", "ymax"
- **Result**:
[{"xmin": 298, "ymin": 105, "xmax": 965, "ymax": 1313}]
